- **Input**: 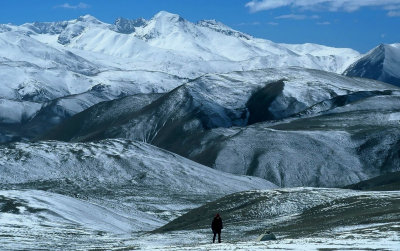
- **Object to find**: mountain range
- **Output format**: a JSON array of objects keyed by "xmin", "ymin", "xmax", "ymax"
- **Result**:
[
  {"xmin": 1, "ymin": 12, "xmax": 399, "ymax": 144},
  {"xmin": 1, "ymin": 11, "xmax": 399, "ymax": 249},
  {"xmin": 0, "ymin": 11, "xmax": 366, "ymax": 142}
]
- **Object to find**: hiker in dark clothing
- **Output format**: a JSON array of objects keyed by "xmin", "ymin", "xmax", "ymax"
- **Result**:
[{"xmin": 211, "ymin": 213, "xmax": 223, "ymax": 243}]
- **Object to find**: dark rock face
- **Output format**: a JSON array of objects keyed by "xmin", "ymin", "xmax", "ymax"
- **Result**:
[
  {"xmin": 27, "ymin": 21, "xmax": 68, "ymax": 35},
  {"xmin": 114, "ymin": 17, "xmax": 147, "ymax": 34},
  {"xmin": 246, "ymin": 79, "xmax": 285, "ymax": 124}
]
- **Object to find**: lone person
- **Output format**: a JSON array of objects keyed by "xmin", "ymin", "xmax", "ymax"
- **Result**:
[{"xmin": 211, "ymin": 213, "xmax": 223, "ymax": 243}]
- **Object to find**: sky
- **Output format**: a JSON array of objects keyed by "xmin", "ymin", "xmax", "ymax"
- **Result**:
[{"xmin": 0, "ymin": 0, "xmax": 399, "ymax": 52}]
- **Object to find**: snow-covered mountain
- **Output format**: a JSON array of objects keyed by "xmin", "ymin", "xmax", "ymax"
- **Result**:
[
  {"xmin": 344, "ymin": 43, "xmax": 400, "ymax": 87},
  {"xmin": 18, "ymin": 11, "xmax": 360, "ymax": 71},
  {"xmin": 0, "ymin": 12, "xmax": 363, "ymax": 143},
  {"xmin": 43, "ymin": 68, "xmax": 400, "ymax": 187}
]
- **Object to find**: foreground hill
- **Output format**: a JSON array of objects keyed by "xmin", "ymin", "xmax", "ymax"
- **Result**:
[
  {"xmin": 44, "ymin": 68, "xmax": 400, "ymax": 187},
  {"xmin": 156, "ymin": 188, "xmax": 400, "ymax": 236},
  {"xmin": 0, "ymin": 138, "xmax": 275, "ymax": 249},
  {"xmin": 146, "ymin": 188, "xmax": 400, "ymax": 250}
]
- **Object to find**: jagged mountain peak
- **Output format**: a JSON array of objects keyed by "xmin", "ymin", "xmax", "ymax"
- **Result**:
[
  {"xmin": 0, "ymin": 24, "xmax": 12, "ymax": 32},
  {"xmin": 76, "ymin": 14, "xmax": 102, "ymax": 24},
  {"xmin": 114, "ymin": 16, "xmax": 146, "ymax": 25},
  {"xmin": 113, "ymin": 17, "xmax": 147, "ymax": 34},
  {"xmin": 56, "ymin": 15, "xmax": 110, "ymax": 45},
  {"xmin": 152, "ymin": 11, "xmax": 185, "ymax": 22},
  {"xmin": 21, "ymin": 14, "xmax": 103, "ymax": 34},
  {"xmin": 367, "ymin": 44, "xmax": 385, "ymax": 60},
  {"xmin": 197, "ymin": 19, "xmax": 229, "ymax": 30},
  {"xmin": 361, "ymin": 43, "xmax": 400, "ymax": 62},
  {"xmin": 132, "ymin": 11, "xmax": 196, "ymax": 42},
  {"xmin": 371, "ymin": 43, "xmax": 399, "ymax": 50},
  {"xmin": 344, "ymin": 43, "xmax": 400, "ymax": 86},
  {"xmin": 196, "ymin": 19, "xmax": 251, "ymax": 40}
]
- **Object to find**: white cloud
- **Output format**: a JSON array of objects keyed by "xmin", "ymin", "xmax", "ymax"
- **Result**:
[
  {"xmin": 388, "ymin": 10, "xmax": 400, "ymax": 16},
  {"xmin": 245, "ymin": 0, "xmax": 400, "ymax": 13},
  {"xmin": 268, "ymin": 22, "xmax": 279, "ymax": 25},
  {"xmin": 56, "ymin": 2, "xmax": 90, "ymax": 9},
  {"xmin": 275, "ymin": 14, "xmax": 320, "ymax": 20},
  {"xmin": 237, "ymin": 21, "xmax": 261, "ymax": 26},
  {"xmin": 384, "ymin": 4, "xmax": 400, "ymax": 10},
  {"xmin": 276, "ymin": 14, "xmax": 307, "ymax": 20},
  {"xmin": 317, "ymin": 21, "xmax": 331, "ymax": 25}
]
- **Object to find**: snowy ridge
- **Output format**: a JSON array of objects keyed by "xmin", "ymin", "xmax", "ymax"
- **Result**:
[
  {"xmin": 344, "ymin": 43, "xmax": 400, "ymax": 86},
  {"xmin": 0, "ymin": 139, "xmax": 274, "ymax": 193}
]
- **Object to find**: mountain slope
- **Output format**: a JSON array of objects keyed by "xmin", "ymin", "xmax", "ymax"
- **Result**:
[
  {"xmin": 344, "ymin": 43, "xmax": 400, "ymax": 87},
  {"xmin": 0, "ymin": 139, "xmax": 274, "ymax": 202},
  {"xmin": 43, "ymin": 68, "xmax": 400, "ymax": 187},
  {"xmin": 0, "ymin": 139, "xmax": 275, "ymax": 237}
]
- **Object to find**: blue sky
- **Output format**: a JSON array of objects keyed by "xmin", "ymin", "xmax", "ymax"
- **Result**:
[{"xmin": 1, "ymin": 0, "xmax": 399, "ymax": 52}]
